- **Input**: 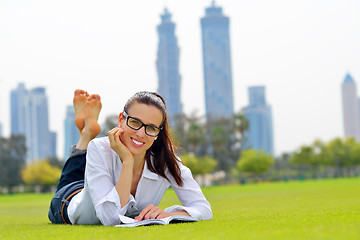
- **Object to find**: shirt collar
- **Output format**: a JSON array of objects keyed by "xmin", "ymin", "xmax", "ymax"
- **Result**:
[{"xmin": 142, "ymin": 160, "xmax": 159, "ymax": 180}]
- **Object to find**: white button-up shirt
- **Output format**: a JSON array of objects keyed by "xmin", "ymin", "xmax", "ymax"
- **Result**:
[{"xmin": 67, "ymin": 137, "xmax": 212, "ymax": 226}]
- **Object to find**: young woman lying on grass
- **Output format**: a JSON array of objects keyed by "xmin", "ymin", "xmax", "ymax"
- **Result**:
[{"xmin": 48, "ymin": 89, "xmax": 212, "ymax": 226}]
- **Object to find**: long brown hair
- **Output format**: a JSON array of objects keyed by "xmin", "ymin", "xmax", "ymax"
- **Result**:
[{"xmin": 123, "ymin": 91, "xmax": 183, "ymax": 186}]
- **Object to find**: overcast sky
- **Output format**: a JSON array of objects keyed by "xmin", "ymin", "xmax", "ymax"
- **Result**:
[{"xmin": 1, "ymin": 0, "xmax": 360, "ymax": 159}]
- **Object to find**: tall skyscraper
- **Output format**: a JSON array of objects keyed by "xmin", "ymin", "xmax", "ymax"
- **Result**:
[
  {"xmin": 156, "ymin": 8, "xmax": 182, "ymax": 127},
  {"xmin": 10, "ymin": 83, "xmax": 56, "ymax": 162},
  {"xmin": 201, "ymin": 1, "xmax": 234, "ymax": 121},
  {"xmin": 341, "ymin": 73, "xmax": 360, "ymax": 141},
  {"xmin": 10, "ymin": 83, "xmax": 27, "ymax": 136},
  {"xmin": 64, "ymin": 105, "xmax": 79, "ymax": 160},
  {"xmin": 243, "ymin": 86, "xmax": 274, "ymax": 155}
]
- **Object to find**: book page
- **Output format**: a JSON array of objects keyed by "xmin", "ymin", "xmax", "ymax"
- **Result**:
[
  {"xmin": 115, "ymin": 215, "xmax": 197, "ymax": 227},
  {"xmin": 118, "ymin": 215, "xmax": 136, "ymax": 224}
]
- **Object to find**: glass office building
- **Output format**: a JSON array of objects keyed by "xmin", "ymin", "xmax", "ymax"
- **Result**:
[
  {"xmin": 156, "ymin": 8, "xmax": 182, "ymax": 127},
  {"xmin": 10, "ymin": 83, "xmax": 56, "ymax": 162},
  {"xmin": 201, "ymin": 2, "xmax": 234, "ymax": 121},
  {"xmin": 341, "ymin": 73, "xmax": 360, "ymax": 141},
  {"xmin": 243, "ymin": 86, "xmax": 274, "ymax": 155}
]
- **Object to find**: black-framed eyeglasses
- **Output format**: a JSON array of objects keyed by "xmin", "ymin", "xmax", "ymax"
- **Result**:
[{"xmin": 122, "ymin": 111, "xmax": 162, "ymax": 137}]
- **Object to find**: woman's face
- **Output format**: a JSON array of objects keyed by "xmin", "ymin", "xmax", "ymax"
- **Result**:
[{"xmin": 118, "ymin": 102, "xmax": 163, "ymax": 158}]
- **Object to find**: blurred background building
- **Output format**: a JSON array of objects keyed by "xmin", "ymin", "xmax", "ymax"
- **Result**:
[
  {"xmin": 156, "ymin": 8, "xmax": 183, "ymax": 128},
  {"xmin": 341, "ymin": 73, "xmax": 360, "ymax": 141},
  {"xmin": 201, "ymin": 1, "xmax": 234, "ymax": 121},
  {"xmin": 63, "ymin": 105, "xmax": 79, "ymax": 161},
  {"xmin": 10, "ymin": 83, "xmax": 57, "ymax": 162},
  {"xmin": 243, "ymin": 86, "xmax": 274, "ymax": 155}
]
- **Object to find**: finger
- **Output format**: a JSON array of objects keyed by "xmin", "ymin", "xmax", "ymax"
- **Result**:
[
  {"xmin": 108, "ymin": 128, "xmax": 122, "ymax": 148},
  {"xmin": 108, "ymin": 130, "xmax": 115, "ymax": 145},
  {"xmin": 136, "ymin": 204, "xmax": 153, "ymax": 221},
  {"xmin": 138, "ymin": 205, "xmax": 152, "ymax": 221},
  {"xmin": 156, "ymin": 211, "xmax": 169, "ymax": 219},
  {"xmin": 108, "ymin": 127, "xmax": 118, "ymax": 134},
  {"xmin": 108, "ymin": 128, "xmax": 121, "ymax": 139},
  {"xmin": 144, "ymin": 208, "xmax": 157, "ymax": 220},
  {"xmin": 107, "ymin": 129, "xmax": 117, "ymax": 140},
  {"xmin": 108, "ymin": 127, "xmax": 122, "ymax": 135},
  {"xmin": 108, "ymin": 128, "xmax": 119, "ymax": 141},
  {"xmin": 150, "ymin": 208, "xmax": 163, "ymax": 219},
  {"xmin": 114, "ymin": 129, "xmax": 122, "ymax": 141},
  {"xmin": 144, "ymin": 206, "xmax": 163, "ymax": 220}
]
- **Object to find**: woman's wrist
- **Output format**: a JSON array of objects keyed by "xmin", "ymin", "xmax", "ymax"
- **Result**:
[
  {"xmin": 121, "ymin": 155, "xmax": 134, "ymax": 164},
  {"xmin": 117, "ymin": 151, "xmax": 134, "ymax": 163}
]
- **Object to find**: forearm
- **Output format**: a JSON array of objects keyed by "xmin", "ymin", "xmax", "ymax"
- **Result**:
[{"xmin": 115, "ymin": 160, "xmax": 134, "ymax": 208}]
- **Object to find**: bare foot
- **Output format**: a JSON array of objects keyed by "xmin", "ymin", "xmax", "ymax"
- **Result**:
[
  {"xmin": 73, "ymin": 89, "xmax": 89, "ymax": 131},
  {"xmin": 83, "ymin": 94, "xmax": 102, "ymax": 139},
  {"xmin": 74, "ymin": 91, "xmax": 102, "ymax": 150}
]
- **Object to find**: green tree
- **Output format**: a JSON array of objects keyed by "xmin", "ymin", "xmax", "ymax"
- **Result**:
[
  {"xmin": 187, "ymin": 123, "xmax": 205, "ymax": 154},
  {"xmin": 312, "ymin": 140, "xmax": 329, "ymax": 164},
  {"xmin": 171, "ymin": 113, "xmax": 187, "ymax": 153},
  {"xmin": 207, "ymin": 117, "xmax": 236, "ymax": 171},
  {"xmin": 47, "ymin": 156, "xmax": 65, "ymax": 169},
  {"xmin": 0, "ymin": 135, "xmax": 26, "ymax": 192},
  {"xmin": 22, "ymin": 160, "xmax": 61, "ymax": 189},
  {"xmin": 210, "ymin": 126, "xmax": 226, "ymax": 153},
  {"xmin": 181, "ymin": 154, "xmax": 217, "ymax": 175},
  {"xmin": 343, "ymin": 138, "xmax": 360, "ymax": 176},
  {"xmin": 290, "ymin": 145, "xmax": 313, "ymax": 166},
  {"xmin": 237, "ymin": 149, "xmax": 274, "ymax": 181},
  {"xmin": 171, "ymin": 111, "xmax": 207, "ymax": 156},
  {"xmin": 234, "ymin": 112, "xmax": 249, "ymax": 148},
  {"xmin": 326, "ymin": 138, "xmax": 348, "ymax": 177},
  {"xmin": 173, "ymin": 112, "xmax": 245, "ymax": 171},
  {"xmin": 290, "ymin": 140, "xmax": 327, "ymax": 178},
  {"xmin": 270, "ymin": 152, "xmax": 293, "ymax": 181}
]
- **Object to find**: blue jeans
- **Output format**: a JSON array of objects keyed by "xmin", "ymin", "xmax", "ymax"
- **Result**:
[{"xmin": 48, "ymin": 149, "xmax": 86, "ymax": 224}]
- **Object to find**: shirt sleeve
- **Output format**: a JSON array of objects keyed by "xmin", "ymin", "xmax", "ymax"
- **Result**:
[
  {"xmin": 85, "ymin": 139, "xmax": 135, "ymax": 226},
  {"xmin": 165, "ymin": 161, "xmax": 213, "ymax": 221}
]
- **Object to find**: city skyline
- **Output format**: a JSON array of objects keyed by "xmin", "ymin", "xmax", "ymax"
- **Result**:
[{"xmin": 0, "ymin": 1, "xmax": 359, "ymax": 158}]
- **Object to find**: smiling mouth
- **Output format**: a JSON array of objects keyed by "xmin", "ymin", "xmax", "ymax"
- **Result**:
[{"xmin": 131, "ymin": 138, "xmax": 145, "ymax": 146}]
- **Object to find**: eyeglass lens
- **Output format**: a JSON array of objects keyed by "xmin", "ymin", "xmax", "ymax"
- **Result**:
[{"xmin": 127, "ymin": 117, "xmax": 160, "ymax": 137}]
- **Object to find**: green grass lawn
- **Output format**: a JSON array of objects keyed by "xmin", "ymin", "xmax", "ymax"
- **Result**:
[{"xmin": 0, "ymin": 178, "xmax": 359, "ymax": 240}]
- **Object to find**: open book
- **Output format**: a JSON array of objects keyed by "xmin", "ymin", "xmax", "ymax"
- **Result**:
[{"xmin": 115, "ymin": 214, "xmax": 198, "ymax": 227}]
